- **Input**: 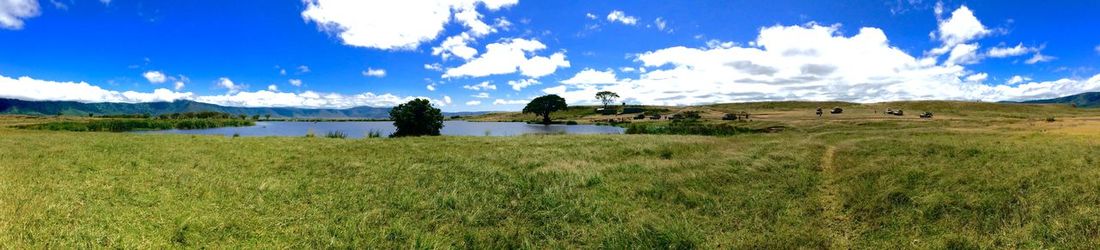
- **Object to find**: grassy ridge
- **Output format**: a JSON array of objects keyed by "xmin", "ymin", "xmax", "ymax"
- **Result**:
[{"xmin": 16, "ymin": 118, "xmax": 254, "ymax": 132}]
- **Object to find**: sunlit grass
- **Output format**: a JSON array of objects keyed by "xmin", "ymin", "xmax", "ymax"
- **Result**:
[{"xmin": 1, "ymin": 102, "xmax": 1099, "ymax": 248}]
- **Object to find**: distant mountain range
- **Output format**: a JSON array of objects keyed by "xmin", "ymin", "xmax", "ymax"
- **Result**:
[
  {"xmin": 0, "ymin": 98, "xmax": 486, "ymax": 118},
  {"xmin": 1020, "ymin": 92, "xmax": 1100, "ymax": 108}
]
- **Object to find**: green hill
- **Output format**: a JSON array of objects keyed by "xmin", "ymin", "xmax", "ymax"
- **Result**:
[
  {"xmin": 1022, "ymin": 92, "xmax": 1100, "ymax": 108},
  {"xmin": 0, "ymin": 98, "xmax": 483, "ymax": 118}
]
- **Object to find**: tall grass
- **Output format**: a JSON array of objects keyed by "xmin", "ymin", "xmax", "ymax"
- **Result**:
[
  {"xmin": 325, "ymin": 130, "xmax": 347, "ymax": 139},
  {"xmin": 625, "ymin": 121, "xmax": 784, "ymax": 136}
]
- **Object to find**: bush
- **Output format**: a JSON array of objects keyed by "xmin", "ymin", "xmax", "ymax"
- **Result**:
[{"xmin": 390, "ymin": 99, "xmax": 444, "ymax": 137}]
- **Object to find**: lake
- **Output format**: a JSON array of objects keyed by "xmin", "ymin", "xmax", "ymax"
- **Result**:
[{"xmin": 132, "ymin": 121, "xmax": 625, "ymax": 138}]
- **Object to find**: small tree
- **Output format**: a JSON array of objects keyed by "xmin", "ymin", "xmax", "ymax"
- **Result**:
[
  {"xmin": 389, "ymin": 98, "xmax": 444, "ymax": 137},
  {"xmin": 523, "ymin": 94, "xmax": 568, "ymax": 125},
  {"xmin": 264, "ymin": 114, "xmax": 271, "ymax": 120},
  {"xmin": 251, "ymin": 115, "xmax": 260, "ymax": 120},
  {"xmin": 595, "ymin": 91, "xmax": 620, "ymax": 108}
]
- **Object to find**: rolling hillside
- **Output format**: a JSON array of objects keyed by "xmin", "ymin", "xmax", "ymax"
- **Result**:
[
  {"xmin": 1022, "ymin": 92, "xmax": 1100, "ymax": 108},
  {"xmin": 0, "ymin": 98, "xmax": 484, "ymax": 118}
]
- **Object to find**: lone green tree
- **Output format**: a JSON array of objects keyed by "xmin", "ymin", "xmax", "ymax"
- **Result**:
[
  {"xmin": 595, "ymin": 91, "xmax": 620, "ymax": 108},
  {"xmin": 389, "ymin": 98, "xmax": 444, "ymax": 137},
  {"xmin": 523, "ymin": 94, "xmax": 568, "ymax": 125}
]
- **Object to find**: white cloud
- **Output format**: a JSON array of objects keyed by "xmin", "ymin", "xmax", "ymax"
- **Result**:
[
  {"xmin": 0, "ymin": 0, "xmax": 39, "ymax": 30},
  {"xmin": 172, "ymin": 75, "xmax": 189, "ymax": 91},
  {"xmin": 540, "ymin": 23, "xmax": 1100, "ymax": 106},
  {"xmin": 492, "ymin": 99, "xmax": 528, "ymax": 105},
  {"xmin": 606, "ymin": 10, "xmax": 637, "ymax": 25},
  {"xmin": 945, "ymin": 43, "xmax": 981, "ymax": 65},
  {"xmin": 1025, "ymin": 53, "xmax": 1055, "ymax": 64},
  {"xmin": 462, "ymin": 81, "xmax": 496, "ymax": 91},
  {"xmin": 1006, "ymin": 75, "xmax": 1031, "ymax": 85},
  {"xmin": 216, "ymin": 77, "xmax": 244, "ymax": 93},
  {"xmin": 301, "ymin": 0, "xmax": 517, "ymax": 50},
  {"xmin": 0, "ymin": 73, "xmax": 453, "ymax": 108},
  {"xmin": 142, "ymin": 71, "xmax": 168, "ymax": 84},
  {"xmin": 432, "ymin": 33, "xmax": 479, "ymax": 60},
  {"xmin": 426, "ymin": 84, "xmax": 437, "ymax": 91},
  {"xmin": 443, "ymin": 95, "xmax": 452, "ymax": 105},
  {"xmin": 443, "ymin": 38, "xmax": 570, "ymax": 78},
  {"xmin": 562, "ymin": 68, "xmax": 618, "ymax": 85},
  {"xmin": 935, "ymin": 6, "xmax": 990, "ymax": 50},
  {"xmin": 424, "ymin": 63, "xmax": 443, "ymax": 71},
  {"xmin": 585, "ymin": 13, "xmax": 597, "ymax": 19},
  {"xmin": 465, "ymin": 100, "xmax": 481, "ymax": 106},
  {"xmin": 987, "ymin": 43, "xmax": 1034, "ymax": 58},
  {"xmin": 964, "ymin": 72, "xmax": 987, "ymax": 82},
  {"xmin": 507, "ymin": 78, "xmax": 539, "ymax": 91},
  {"xmin": 288, "ymin": 79, "xmax": 303, "ymax": 86},
  {"xmin": 362, "ymin": 68, "xmax": 386, "ymax": 77},
  {"xmin": 267, "ymin": 84, "xmax": 279, "ymax": 91},
  {"xmin": 654, "ymin": 17, "xmax": 668, "ymax": 31},
  {"xmin": 297, "ymin": 65, "xmax": 310, "ymax": 73},
  {"xmin": 471, "ymin": 92, "xmax": 490, "ymax": 98}
]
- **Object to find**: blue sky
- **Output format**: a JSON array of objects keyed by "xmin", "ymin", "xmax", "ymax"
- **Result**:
[{"xmin": 1, "ymin": 0, "xmax": 1098, "ymax": 111}]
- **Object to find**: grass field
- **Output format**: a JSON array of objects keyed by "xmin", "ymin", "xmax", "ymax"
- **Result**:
[{"xmin": 2, "ymin": 101, "xmax": 1099, "ymax": 248}]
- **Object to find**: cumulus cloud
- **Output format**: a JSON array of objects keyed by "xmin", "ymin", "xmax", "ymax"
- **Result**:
[
  {"xmin": 945, "ymin": 43, "xmax": 981, "ymax": 65},
  {"xmin": 507, "ymin": 78, "xmax": 539, "ymax": 91},
  {"xmin": 443, "ymin": 38, "xmax": 570, "ymax": 78},
  {"xmin": 288, "ymin": 79, "xmax": 302, "ymax": 86},
  {"xmin": 462, "ymin": 81, "xmax": 496, "ymax": 91},
  {"xmin": 987, "ymin": 43, "xmax": 1034, "ymax": 58},
  {"xmin": 606, "ymin": 10, "xmax": 637, "ymax": 25},
  {"xmin": 0, "ymin": 74, "xmax": 194, "ymax": 103},
  {"xmin": 142, "ymin": 71, "xmax": 167, "ymax": 83},
  {"xmin": 541, "ymin": 23, "xmax": 1100, "ymax": 106},
  {"xmin": 934, "ymin": 6, "xmax": 990, "ymax": 51},
  {"xmin": 465, "ymin": 100, "xmax": 481, "ymax": 106},
  {"xmin": 1006, "ymin": 75, "xmax": 1031, "ymax": 85},
  {"xmin": 562, "ymin": 68, "xmax": 618, "ymax": 85},
  {"xmin": 216, "ymin": 77, "xmax": 245, "ymax": 93},
  {"xmin": 432, "ymin": 33, "xmax": 479, "ymax": 60},
  {"xmin": 267, "ymin": 84, "xmax": 279, "ymax": 91},
  {"xmin": 297, "ymin": 65, "xmax": 311, "ymax": 74},
  {"xmin": 362, "ymin": 68, "xmax": 386, "ymax": 77},
  {"xmin": 0, "ymin": 0, "xmax": 39, "ymax": 30},
  {"xmin": 426, "ymin": 84, "xmax": 437, "ymax": 91},
  {"xmin": 301, "ymin": 0, "xmax": 517, "ymax": 50},
  {"xmin": 964, "ymin": 72, "xmax": 987, "ymax": 82},
  {"xmin": 585, "ymin": 13, "xmax": 597, "ymax": 20},
  {"xmin": 471, "ymin": 92, "xmax": 490, "ymax": 98},
  {"xmin": 0, "ymin": 73, "xmax": 444, "ymax": 108}
]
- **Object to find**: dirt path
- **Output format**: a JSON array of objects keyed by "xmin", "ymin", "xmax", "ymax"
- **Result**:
[{"xmin": 819, "ymin": 145, "xmax": 853, "ymax": 249}]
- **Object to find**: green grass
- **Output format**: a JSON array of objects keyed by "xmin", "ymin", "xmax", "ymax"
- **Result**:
[{"xmin": 1, "ymin": 101, "xmax": 1100, "ymax": 248}]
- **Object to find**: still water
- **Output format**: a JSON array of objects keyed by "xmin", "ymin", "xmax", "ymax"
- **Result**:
[{"xmin": 132, "ymin": 121, "xmax": 624, "ymax": 138}]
